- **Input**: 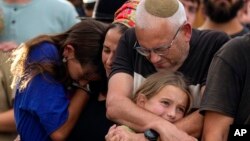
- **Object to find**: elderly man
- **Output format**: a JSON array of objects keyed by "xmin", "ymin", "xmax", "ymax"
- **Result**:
[{"xmin": 106, "ymin": 0, "xmax": 229, "ymax": 140}]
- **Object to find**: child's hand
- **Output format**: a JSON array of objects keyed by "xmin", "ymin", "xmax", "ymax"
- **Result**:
[{"xmin": 105, "ymin": 124, "xmax": 142, "ymax": 141}]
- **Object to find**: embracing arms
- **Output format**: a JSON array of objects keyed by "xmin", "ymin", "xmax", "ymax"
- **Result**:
[
  {"xmin": 50, "ymin": 89, "xmax": 89, "ymax": 141},
  {"xmin": 106, "ymin": 73, "xmax": 197, "ymax": 141}
]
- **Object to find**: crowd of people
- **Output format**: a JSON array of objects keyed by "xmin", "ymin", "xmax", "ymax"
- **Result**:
[{"xmin": 0, "ymin": 0, "xmax": 250, "ymax": 141}]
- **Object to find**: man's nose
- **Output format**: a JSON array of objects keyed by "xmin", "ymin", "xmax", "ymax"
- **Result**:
[{"xmin": 149, "ymin": 51, "xmax": 161, "ymax": 63}]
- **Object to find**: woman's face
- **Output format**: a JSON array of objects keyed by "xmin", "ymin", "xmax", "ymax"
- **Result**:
[
  {"xmin": 102, "ymin": 27, "xmax": 122, "ymax": 76},
  {"xmin": 136, "ymin": 85, "xmax": 188, "ymax": 123},
  {"xmin": 63, "ymin": 44, "xmax": 100, "ymax": 85},
  {"xmin": 66, "ymin": 59, "xmax": 100, "ymax": 85}
]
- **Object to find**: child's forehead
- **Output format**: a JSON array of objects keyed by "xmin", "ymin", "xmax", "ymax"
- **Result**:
[{"xmin": 156, "ymin": 85, "xmax": 189, "ymax": 99}]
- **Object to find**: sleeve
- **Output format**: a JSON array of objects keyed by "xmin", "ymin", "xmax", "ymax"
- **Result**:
[
  {"xmin": 21, "ymin": 74, "xmax": 69, "ymax": 134},
  {"xmin": 22, "ymin": 43, "xmax": 69, "ymax": 134},
  {"xmin": 201, "ymin": 30, "xmax": 230, "ymax": 86},
  {"xmin": 200, "ymin": 42, "xmax": 242, "ymax": 118},
  {"xmin": 109, "ymin": 28, "xmax": 136, "ymax": 78}
]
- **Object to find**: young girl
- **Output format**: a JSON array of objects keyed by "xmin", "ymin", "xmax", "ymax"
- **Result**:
[
  {"xmin": 11, "ymin": 20, "xmax": 107, "ymax": 141},
  {"xmin": 105, "ymin": 71, "xmax": 193, "ymax": 141}
]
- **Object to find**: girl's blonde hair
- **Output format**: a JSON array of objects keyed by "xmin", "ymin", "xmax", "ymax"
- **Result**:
[{"xmin": 133, "ymin": 71, "xmax": 193, "ymax": 114}]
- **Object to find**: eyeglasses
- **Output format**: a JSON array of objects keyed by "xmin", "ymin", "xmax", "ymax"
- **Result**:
[{"xmin": 134, "ymin": 23, "xmax": 184, "ymax": 57}]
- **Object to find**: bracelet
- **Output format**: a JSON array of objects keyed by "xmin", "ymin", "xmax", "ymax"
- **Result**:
[{"xmin": 71, "ymin": 82, "xmax": 91, "ymax": 94}]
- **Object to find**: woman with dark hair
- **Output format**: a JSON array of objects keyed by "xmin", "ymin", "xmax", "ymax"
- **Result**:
[
  {"xmin": 67, "ymin": 22, "xmax": 129, "ymax": 141},
  {"xmin": 11, "ymin": 19, "xmax": 107, "ymax": 141},
  {"xmin": 67, "ymin": 2, "xmax": 138, "ymax": 140}
]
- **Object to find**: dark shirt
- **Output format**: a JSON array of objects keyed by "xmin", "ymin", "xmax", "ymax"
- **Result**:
[
  {"xmin": 67, "ymin": 97, "xmax": 114, "ymax": 141},
  {"xmin": 200, "ymin": 33, "xmax": 250, "ymax": 124},
  {"xmin": 110, "ymin": 28, "xmax": 230, "ymax": 108}
]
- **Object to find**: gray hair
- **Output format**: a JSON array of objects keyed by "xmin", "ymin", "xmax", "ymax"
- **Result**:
[{"xmin": 135, "ymin": 0, "xmax": 187, "ymax": 31}]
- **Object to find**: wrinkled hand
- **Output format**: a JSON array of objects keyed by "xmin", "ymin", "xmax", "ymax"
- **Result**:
[
  {"xmin": 105, "ymin": 124, "xmax": 141, "ymax": 141},
  {"xmin": 158, "ymin": 126, "xmax": 198, "ymax": 141},
  {"xmin": 160, "ymin": 134, "xmax": 198, "ymax": 141},
  {"xmin": 0, "ymin": 41, "xmax": 18, "ymax": 52}
]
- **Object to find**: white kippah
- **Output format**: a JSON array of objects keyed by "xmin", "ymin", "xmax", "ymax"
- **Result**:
[{"xmin": 83, "ymin": 0, "xmax": 96, "ymax": 4}]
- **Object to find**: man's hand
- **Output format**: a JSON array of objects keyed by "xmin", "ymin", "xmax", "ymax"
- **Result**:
[
  {"xmin": 153, "ymin": 118, "xmax": 198, "ymax": 141},
  {"xmin": 159, "ymin": 128, "xmax": 198, "ymax": 141}
]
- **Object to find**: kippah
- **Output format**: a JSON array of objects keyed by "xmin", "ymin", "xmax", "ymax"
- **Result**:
[{"xmin": 145, "ymin": 0, "xmax": 179, "ymax": 18}]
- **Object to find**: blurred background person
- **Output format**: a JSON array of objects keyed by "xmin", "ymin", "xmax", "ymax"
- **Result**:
[
  {"xmin": 199, "ymin": 0, "xmax": 249, "ymax": 37},
  {"xmin": 68, "ymin": 0, "xmax": 86, "ymax": 17},
  {"xmin": 180, "ymin": 0, "xmax": 200, "ymax": 26},
  {"xmin": 83, "ymin": 0, "xmax": 96, "ymax": 17},
  {"xmin": 237, "ymin": 0, "xmax": 250, "ymax": 29},
  {"xmin": 0, "ymin": 5, "xmax": 16, "ymax": 141},
  {"xmin": 92, "ymin": 0, "xmax": 127, "ymax": 23}
]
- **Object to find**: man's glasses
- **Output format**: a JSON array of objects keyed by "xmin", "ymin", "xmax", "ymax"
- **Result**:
[{"xmin": 134, "ymin": 23, "xmax": 184, "ymax": 57}]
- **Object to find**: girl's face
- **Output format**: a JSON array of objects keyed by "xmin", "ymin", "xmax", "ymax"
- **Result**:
[
  {"xmin": 102, "ymin": 27, "xmax": 122, "ymax": 76},
  {"xmin": 67, "ymin": 59, "xmax": 100, "ymax": 85},
  {"xmin": 63, "ymin": 45, "xmax": 100, "ymax": 85},
  {"xmin": 136, "ymin": 85, "xmax": 188, "ymax": 123}
]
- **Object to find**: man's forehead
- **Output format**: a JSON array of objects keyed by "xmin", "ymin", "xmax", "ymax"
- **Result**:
[{"xmin": 136, "ymin": 27, "xmax": 172, "ymax": 41}]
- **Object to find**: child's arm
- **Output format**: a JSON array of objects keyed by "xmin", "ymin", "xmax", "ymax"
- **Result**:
[{"xmin": 50, "ymin": 88, "xmax": 89, "ymax": 141}]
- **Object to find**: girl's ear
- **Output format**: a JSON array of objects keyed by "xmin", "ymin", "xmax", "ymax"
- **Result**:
[
  {"xmin": 135, "ymin": 93, "xmax": 148, "ymax": 108},
  {"xmin": 63, "ymin": 44, "xmax": 75, "ymax": 58}
]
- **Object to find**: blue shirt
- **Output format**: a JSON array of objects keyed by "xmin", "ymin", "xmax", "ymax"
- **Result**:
[
  {"xmin": 0, "ymin": 0, "xmax": 80, "ymax": 44},
  {"xmin": 14, "ymin": 42, "xmax": 69, "ymax": 141}
]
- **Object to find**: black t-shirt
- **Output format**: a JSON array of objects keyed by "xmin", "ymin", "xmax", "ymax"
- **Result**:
[
  {"xmin": 200, "ymin": 33, "xmax": 250, "ymax": 124},
  {"xmin": 67, "ymin": 97, "xmax": 114, "ymax": 141},
  {"xmin": 110, "ymin": 28, "xmax": 230, "ymax": 108}
]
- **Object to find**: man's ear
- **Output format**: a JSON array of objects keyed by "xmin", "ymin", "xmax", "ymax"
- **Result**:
[
  {"xmin": 135, "ymin": 93, "xmax": 148, "ymax": 108},
  {"xmin": 63, "ymin": 44, "xmax": 75, "ymax": 58},
  {"xmin": 182, "ymin": 23, "xmax": 192, "ymax": 42}
]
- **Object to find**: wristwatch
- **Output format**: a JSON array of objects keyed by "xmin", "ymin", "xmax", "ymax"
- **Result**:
[{"xmin": 144, "ymin": 129, "xmax": 159, "ymax": 141}]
